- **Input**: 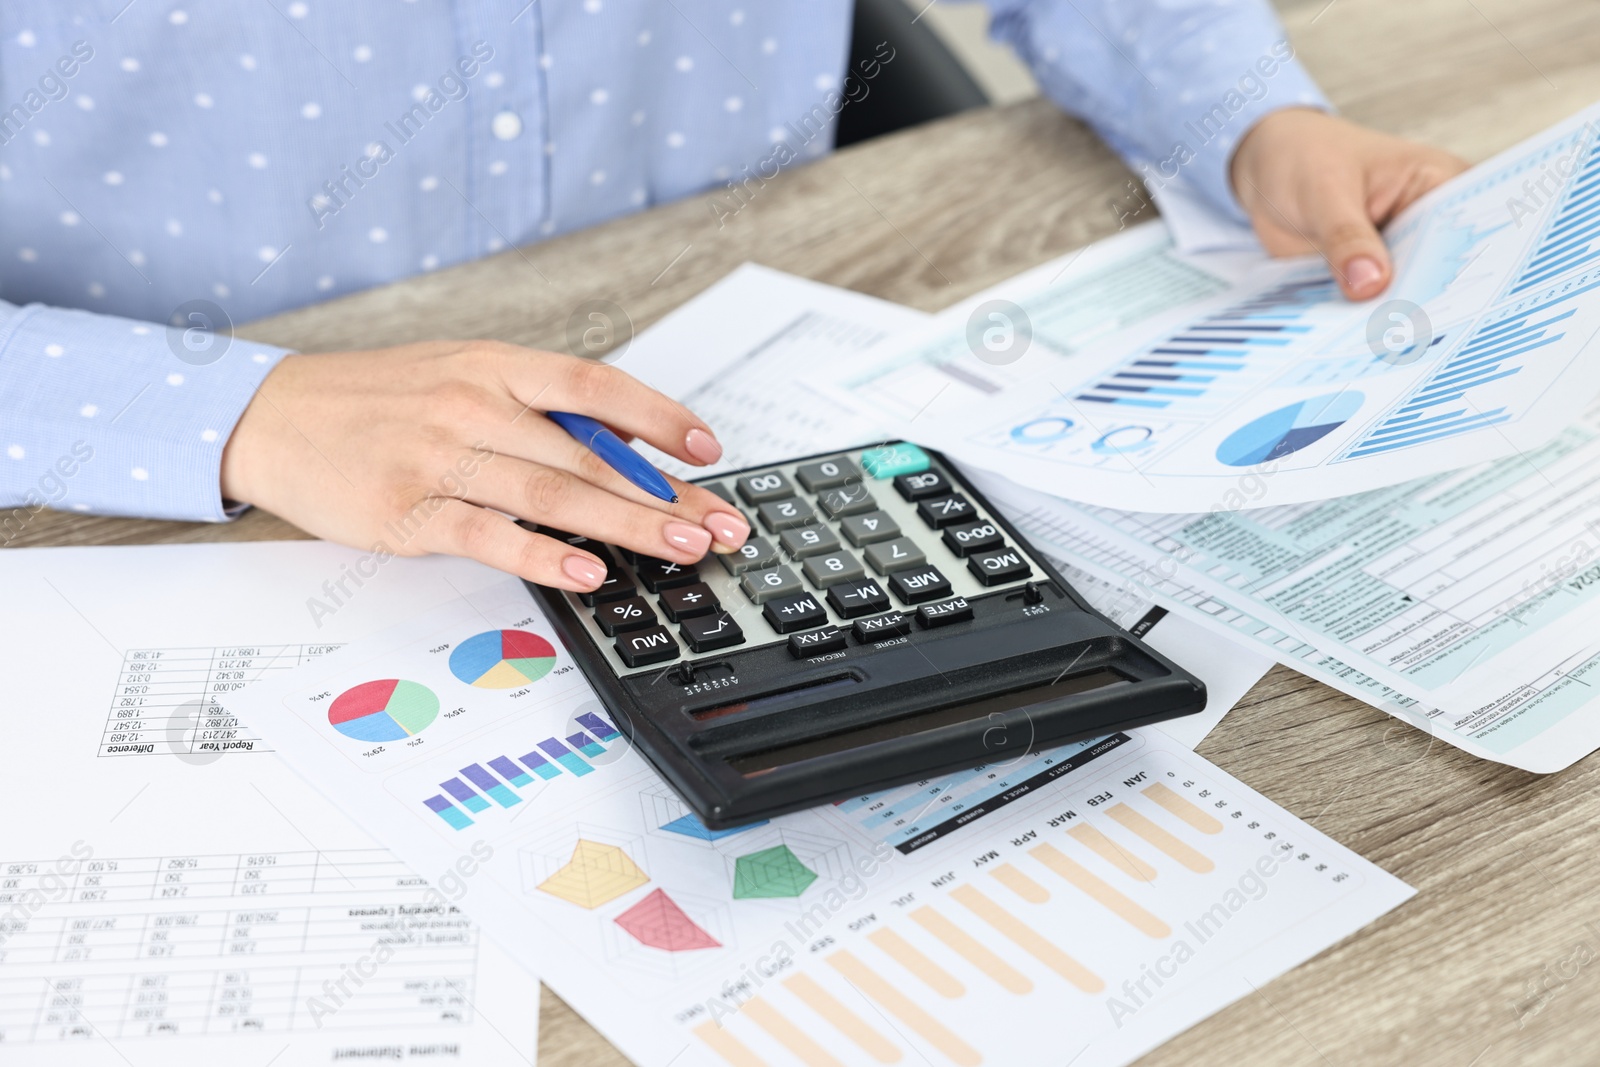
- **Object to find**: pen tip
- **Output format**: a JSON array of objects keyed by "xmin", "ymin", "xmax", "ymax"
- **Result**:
[{"xmin": 670, "ymin": 494, "xmax": 680, "ymax": 503}]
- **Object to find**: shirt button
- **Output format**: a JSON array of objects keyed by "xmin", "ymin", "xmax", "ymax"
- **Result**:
[{"xmin": 491, "ymin": 110, "xmax": 523, "ymax": 140}]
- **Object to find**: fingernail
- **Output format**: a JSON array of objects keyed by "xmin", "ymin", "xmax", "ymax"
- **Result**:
[
  {"xmin": 1345, "ymin": 255, "xmax": 1384, "ymax": 296},
  {"xmin": 663, "ymin": 520, "xmax": 713, "ymax": 557},
  {"xmin": 685, "ymin": 427, "xmax": 722, "ymax": 464},
  {"xmin": 703, "ymin": 510, "xmax": 750, "ymax": 551},
  {"xmin": 561, "ymin": 554, "xmax": 606, "ymax": 588}
]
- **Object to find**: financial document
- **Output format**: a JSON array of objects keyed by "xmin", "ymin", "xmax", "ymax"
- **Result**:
[
  {"xmin": 0, "ymin": 544, "xmax": 541, "ymax": 1064},
  {"xmin": 224, "ymin": 576, "xmax": 1411, "ymax": 1067},
  {"xmin": 823, "ymin": 102, "xmax": 1600, "ymax": 512}
]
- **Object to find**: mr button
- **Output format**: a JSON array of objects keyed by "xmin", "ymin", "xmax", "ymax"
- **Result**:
[{"xmin": 888, "ymin": 564, "xmax": 952, "ymax": 604}]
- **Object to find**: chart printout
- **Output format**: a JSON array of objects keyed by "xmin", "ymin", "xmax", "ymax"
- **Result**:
[
  {"xmin": 226, "ymin": 576, "xmax": 1412, "ymax": 1067},
  {"xmin": 824, "ymin": 102, "xmax": 1600, "ymax": 513},
  {"xmin": 0, "ymin": 544, "xmax": 540, "ymax": 1065}
]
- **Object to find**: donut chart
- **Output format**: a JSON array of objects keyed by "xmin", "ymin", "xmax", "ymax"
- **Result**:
[
  {"xmin": 328, "ymin": 679, "xmax": 439, "ymax": 742},
  {"xmin": 449, "ymin": 629, "xmax": 558, "ymax": 689}
]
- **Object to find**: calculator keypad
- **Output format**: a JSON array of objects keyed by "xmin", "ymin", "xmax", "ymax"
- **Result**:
[{"xmin": 562, "ymin": 447, "xmax": 1041, "ymax": 674}]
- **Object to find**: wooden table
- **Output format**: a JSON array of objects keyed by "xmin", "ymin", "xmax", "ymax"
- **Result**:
[{"xmin": 17, "ymin": 0, "xmax": 1600, "ymax": 1062}]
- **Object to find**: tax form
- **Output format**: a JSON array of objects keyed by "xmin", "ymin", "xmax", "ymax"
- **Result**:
[{"xmin": 0, "ymin": 544, "xmax": 540, "ymax": 1064}]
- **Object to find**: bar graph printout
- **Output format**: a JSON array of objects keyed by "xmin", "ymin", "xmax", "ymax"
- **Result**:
[
  {"xmin": 229, "ymin": 578, "xmax": 1413, "ymax": 1067},
  {"xmin": 825, "ymin": 101, "xmax": 1600, "ymax": 513}
]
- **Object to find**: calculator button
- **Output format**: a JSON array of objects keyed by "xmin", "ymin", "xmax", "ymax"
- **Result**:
[
  {"xmin": 763, "ymin": 592, "xmax": 829, "ymax": 634},
  {"xmin": 681, "ymin": 611, "xmax": 745, "ymax": 653},
  {"xmin": 816, "ymin": 483, "xmax": 876, "ymax": 518},
  {"xmin": 780, "ymin": 524, "xmax": 841, "ymax": 559},
  {"xmin": 942, "ymin": 519, "xmax": 1004, "ymax": 556},
  {"xmin": 789, "ymin": 626, "xmax": 848, "ymax": 658},
  {"xmin": 615, "ymin": 625, "xmax": 678, "ymax": 667},
  {"xmin": 917, "ymin": 597, "xmax": 974, "ymax": 628},
  {"xmin": 577, "ymin": 558, "xmax": 636, "ymax": 606},
  {"xmin": 894, "ymin": 470, "xmax": 952, "ymax": 500},
  {"xmin": 635, "ymin": 557, "xmax": 700, "ymax": 592},
  {"xmin": 853, "ymin": 612, "xmax": 913, "ymax": 642},
  {"xmin": 917, "ymin": 494, "xmax": 976, "ymax": 529},
  {"xmin": 659, "ymin": 582, "xmax": 719, "ymax": 622},
  {"xmin": 840, "ymin": 510, "xmax": 901, "ymax": 547},
  {"xmin": 720, "ymin": 537, "xmax": 780, "ymax": 574},
  {"xmin": 737, "ymin": 471, "xmax": 795, "ymax": 505},
  {"xmin": 795, "ymin": 457, "xmax": 862, "ymax": 491},
  {"xmin": 826, "ymin": 579, "xmax": 891, "ymax": 618},
  {"xmin": 861, "ymin": 444, "xmax": 930, "ymax": 479},
  {"xmin": 968, "ymin": 547, "xmax": 1032, "ymax": 586},
  {"xmin": 757, "ymin": 497, "xmax": 819, "ymax": 532},
  {"xmin": 703, "ymin": 481, "xmax": 736, "ymax": 506},
  {"xmin": 802, "ymin": 551, "xmax": 866, "ymax": 588},
  {"xmin": 889, "ymin": 564, "xmax": 953, "ymax": 604},
  {"xmin": 741, "ymin": 566, "xmax": 803, "ymax": 603},
  {"xmin": 594, "ymin": 596, "xmax": 656, "ymax": 636},
  {"xmin": 864, "ymin": 537, "xmax": 926, "ymax": 575}
]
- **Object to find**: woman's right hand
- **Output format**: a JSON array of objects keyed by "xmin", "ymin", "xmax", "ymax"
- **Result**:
[{"xmin": 220, "ymin": 340, "xmax": 751, "ymax": 592}]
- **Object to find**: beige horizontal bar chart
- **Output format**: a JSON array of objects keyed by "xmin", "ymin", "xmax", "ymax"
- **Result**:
[
  {"xmin": 910, "ymin": 906, "xmax": 1033, "ymax": 995},
  {"xmin": 1144, "ymin": 782, "xmax": 1225, "ymax": 834},
  {"xmin": 1028, "ymin": 843, "xmax": 1171, "ymax": 938},
  {"xmin": 782, "ymin": 972, "xmax": 903, "ymax": 1064},
  {"xmin": 1067, "ymin": 822, "xmax": 1158, "ymax": 882},
  {"xmin": 948, "ymin": 884, "xmax": 1105, "ymax": 993},
  {"xmin": 741, "ymin": 996, "xmax": 848, "ymax": 1067},
  {"xmin": 867, "ymin": 927, "xmax": 966, "ymax": 998},
  {"xmin": 1108, "ymin": 803, "xmax": 1214, "ymax": 873},
  {"xmin": 827, "ymin": 949, "xmax": 983, "ymax": 1066},
  {"xmin": 694, "ymin": 1020, "xmax": 770, "ymax": 1067},
  {"xmin": 990, "ymin": 862, "xmax": 1050, "ymax": 903}
]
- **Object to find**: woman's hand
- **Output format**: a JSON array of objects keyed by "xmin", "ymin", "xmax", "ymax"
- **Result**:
[
  {"xmin": 1230, "ymin": 108, "xmax": 1469, "ymax": 300},
  {"xmin": 220, "ymin": 341, "xmax": 751, "ymax": 593}
]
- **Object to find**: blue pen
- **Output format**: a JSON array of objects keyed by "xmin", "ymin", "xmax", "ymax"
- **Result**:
[{"xmin": 546, "ymin": 411, "xmax": 679, "ymax": 504}]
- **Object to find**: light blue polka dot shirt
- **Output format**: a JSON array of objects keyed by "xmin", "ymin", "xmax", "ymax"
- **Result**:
[{"xmin": 0, "ymin": 0, "xmax": 1323, "ymax": 526}]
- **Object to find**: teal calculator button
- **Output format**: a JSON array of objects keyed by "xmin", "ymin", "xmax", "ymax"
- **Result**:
[{"xmin": 860, "ymin": 444, "xmax": 931, "ymax": 479}]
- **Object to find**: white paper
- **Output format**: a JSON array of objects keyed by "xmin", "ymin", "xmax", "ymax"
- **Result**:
[
  {"xmin": 0, "ymin": 544, "xmax": 541, "ymax": 1063},
  {"xmin": 223, "ymin": 580, "xmax": 1413, "ymax": 1067},
  {"xmin": 825, "ymin": 103, "xmax": 1600, "ymax": 513}
]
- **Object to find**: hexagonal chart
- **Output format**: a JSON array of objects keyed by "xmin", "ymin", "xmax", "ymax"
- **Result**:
[
  {"xmin": 614, "ymin": 888, "xmax": 721, "ymax": 951},
  {"xmin": 534, "ymin": 839, "xmax": 649, "ymax": 909},
  {"xmin": 732, "ymin": 845, "xmax": 818, "ymax": 899}
]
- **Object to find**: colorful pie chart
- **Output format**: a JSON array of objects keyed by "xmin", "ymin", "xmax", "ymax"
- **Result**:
[
  {"xmin": 328, "ymin": 679, "xmax": 439, "ymax": 742},
  {"xmin": 449, "ymin": 629, "xmax": 558, "ymax": 689},
  {"xmin": 1215, "ymin": 391, "xmax": 1364, "ymax": 467}
]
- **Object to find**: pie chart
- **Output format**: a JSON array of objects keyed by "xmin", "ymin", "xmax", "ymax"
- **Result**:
[
  {"xmin": 328, "ymin": 679, "xmax": 439, "ymax": 742},
  {"xmin": 449, "ymin": 629, "xmax": 558, "ymax": 689},
  {"xmin": 1215, "ymin": 391, "xmax": 1364, "ymax": 467}
]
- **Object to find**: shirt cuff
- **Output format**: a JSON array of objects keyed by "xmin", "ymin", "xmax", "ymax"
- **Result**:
[{"xmin": 0, "ymin": 303, "xmax": 290, "ymax": 523}]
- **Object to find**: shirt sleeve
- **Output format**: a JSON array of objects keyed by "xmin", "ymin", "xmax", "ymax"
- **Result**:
[
  {"xmin": 987, "ymin": 0, "xmax": 1331, "ymax": 223},
  {"xmin": 0, "ymin": 301, "xmax": 289, "ymax": 524}
]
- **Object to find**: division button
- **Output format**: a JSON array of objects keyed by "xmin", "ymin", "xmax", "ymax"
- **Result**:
[
  {"xmin": 780, "ymin": 524, "xmax": 841, "ymax": 559},
  {"xmin": 634, "ymin": 556, "xmax": 700, "ymax": 592},
  {"xmin": 594, "ymin": 596, "xmax": 656, "ymax": 636},
  {"xmin": 888, "ymin": 564, "xmax": 953, "ymax": 604},
  {"xmin": 860, "ymin": 443, "xmax": 930, "ymax": 479},
  {"xmin": 615, "ymin": 625, "xmax": 679, "ymax": 667},
  {"xmin": 816, "ymin": 483, "xmax": 876, "ymax": 518},
  {"xmin": 795, "ymin": 457, "xmax": 862, "ymax": 491},
  {"xmin": 968, "ymin": 547, "xmax": 1032, "ymax": 586},
  {"xmin": 917, "ymin": 596, "xmax": 974, "ymax": 628},
  {"xmin": 942, "ymin": 519, "xmax": 1004, "ymax": 556},
  {"xmin": 801, "ymin": 551, "xmax": 866, "ymax": 588},
  {"xmin": 853, "ymin": 612, "xmax": 913, "ymax": 642},
  {"xmin": 916, "ymin": 494, "xmax": 976, "ymax": 529},
  {"xmin": 762, "ymin": 592, "xmax": 828, "ymax": 634},
  {"xmin": 736, "ymin": 471, "xmax": 795, "ymax": 505},
  {"xmin": 789, "ymin": 626, "xmax": 848, "ymax": 658},
  {"xmin": 864, "ymin": 536, "xmax": 926, "ymax": 575},
  {"xmin": 740, "ymin": 565, "xmax": 804, "ymax": 603},
  {"xmin": 757, "ymin": 497, "xmax": 819, "ymax": 532},
  {"xmin": 893, "ymin": 469, "xmax": 952, "ymax": 500},
  {"xmin": 719, "ymin": 536, "xmax": 780, "ymax": 575},
  {"xmin": 681, "ymin": 611, "xmax": 745, "ymax": 653},
  {"xmin": 658, "ymin": 582, "xmax": 718, "ymax": 622},
  {"xmin": 826, "ymin": 579, "xmax": 891, "ymax": 618},
  {"xmin": 840, "ymin": 510, "xmax": 901, "ymax": 547}
]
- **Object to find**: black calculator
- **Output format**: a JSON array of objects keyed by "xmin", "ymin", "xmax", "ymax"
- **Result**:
[{"xmin": 523, "ymin": 443, "xmax": 1205, "ymax": 827}]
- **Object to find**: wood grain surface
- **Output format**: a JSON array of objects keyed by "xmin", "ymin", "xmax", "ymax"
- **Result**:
[{"xmin": 15, "ymin": 1, "xmax": 1600, "ymax": 1063}]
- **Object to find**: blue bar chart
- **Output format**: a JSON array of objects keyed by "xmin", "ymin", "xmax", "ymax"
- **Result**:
[{"xmin": 1508, "ymin": 134, "xmax": 1600, "ymax": 295}]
